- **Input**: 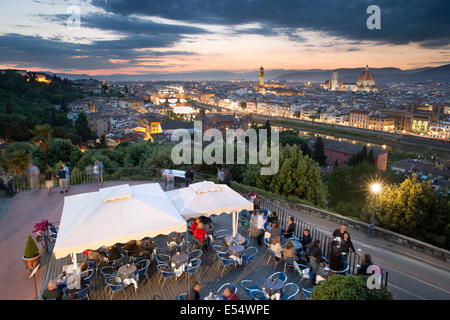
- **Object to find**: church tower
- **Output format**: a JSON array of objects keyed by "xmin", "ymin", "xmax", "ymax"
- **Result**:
[{"xmin": 259, "ymin": 66, "xmax": 264, "ymax": 87}]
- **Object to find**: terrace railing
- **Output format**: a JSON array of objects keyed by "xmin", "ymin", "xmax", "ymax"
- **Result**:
[{"xmin": 6, "ymin": 167, "xmax": 389, "ymax": 286}]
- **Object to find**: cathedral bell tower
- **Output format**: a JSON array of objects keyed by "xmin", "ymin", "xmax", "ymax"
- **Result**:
[{"xmin": 259, "ymin": 66, "xmax": 264, "ymax": 87}]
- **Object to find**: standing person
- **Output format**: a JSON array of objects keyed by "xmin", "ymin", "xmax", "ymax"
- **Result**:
[
  {"xmin": 63, "ymin": 163, "xmax": 71, "ymax": 187},
  {"xmin": 269, "ymin": 237, "xmax": 283, "ymax": 262},
  {"xmin": 333, "ymin": 224, "xmax": 354, "ymax": 249},
  {"xmin": 218, "ymin": 168, "xmax": 225, "ymax": 184},
  {"xmin": 29, "ymin": 163, "xmax": 40, "ymax": 193},
  {"xmin": 187, "ymin": 281, "xmax": 201, "ymax": 300},
  {"xmin": 93, "ymin": 160, "xmax": 100, "ymax": 185},
  {"xmin": 256, "ymin": 211, "xmax": 266, "ymax": 246},
  {"xmin": 57, "ymin": 165, "xmax": 68, "ymax": 193},
  {"xmin": 98, "ymin": 160, "xmax": 103, "ymax": 185},
  {"xmin": 329, "ymin": 240, "xmax": 344, "ymax": 272},
  {"xmin": 309, "ymin": 240, "xmax": 324, "ymax": 285},
  {"xmin": 340, "ymin": 232, "xmax": 355, "ymax": 261},
  {"xmin": 224, "ymin": 169, "xmax": 232, "ymax": 186},
  {"xmin": 44, "ymin": 167, "xmax": 54, "ymax": 194},
  {"xmin": 185, "ymin": 167, "xmax": 194, "ymax": 187}
]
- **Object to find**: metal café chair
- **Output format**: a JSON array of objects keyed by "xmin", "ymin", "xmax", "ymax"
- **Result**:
[
  {"xmin": 217, "ymin": 282, "xmax": 237, "ymax": 297},
  {"xmin": 302, "ymin": 287, "xmax": 313, "ymax": 300},
  {"xmin": 269, "ymin": 271, "xmax": 288, "ymax": 284},
  {"xmin": 280, "ymin": 283, "xmax": 299, "ymax": 300},
  {"xmin": 184, "ymin": 258, "xmax": 202, "ymax": 282},
  {"xmin": 135, "ymin": 259, "xmax": 151, "ymax": 285},
  {"xmin": 188, "ymin": 249, "xmax": 203, "ymax": 261},
  {"xmin": 105, "ymin": 276, "xmax": 126, "ymax": 300},
  {"xmin": 240, "ymin": 279, "xmax": 261, "ymax": 298},
  {"xmin": 217, "ymin": 253, "xmax": 235, "ymax": 277},
  {"xmin": 156, "ymin": 264, "xmax": 176, "ymax": 288},
  {"xmin": 242, "ymin": 247, "xmax": 258, "ymax": 265},
  {"xmin": 74, "ymin": 285, "xmax": 90, "ymax": 300}
]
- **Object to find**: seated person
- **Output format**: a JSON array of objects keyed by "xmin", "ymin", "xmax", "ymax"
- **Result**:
[
  {"xmin": 194, "ymin": 223, "xmax": 207, "ymax": 244},
  {"xmin": 87, "ymin": 249, "xmax": 107, "ymax": 262},
  {"xmin": 190, "ymin": 218, "xmax": 201, "ymax": 234},
  {"xmin": 134, "ymin": 239, "xmax": 151, "ymax": 257},
  {"xmin": 67, "ymin": 282, "xmax": 88, "ymax": 300},
  {"xmin": 80, "ymin": 261, "xmax": 88, "ymax": 272},
  {"xmin": 106, "ymin": 245, "xmax": 121, "ymax": 261},
  {"xmin": 283, "ymin": 240, "xmax": 298, "ymax": 260},
  {"xmin": 267, "ymin": 211, "xmax": 278, "ymax": 224},
  {"xmin": 269, "ymin": 237, "xmax": 283, "ymax": 262},
  {"xmin": 187, "ymin": 281, "xmax": 201, "ymax": 300},
  {"xmin": 222, "ymin": 286, "xmax": 239, "ymax": 300},
  {"xmin": 125, "ymin": 240, "xmax": 138, "ymax": 254},
  {"xmin": 357, "ymin": 254, "xmax": 374, "ymax": 275},
  {"xmin": 329, "ymin": 241, "xmax": 344, "ymax": 272},
  {"xmin": 269, "ymin": 221, "xmax": 282, "ymax": 239},
  {"xmin": 42, "ymin": 281, "xmax": 63, "ymax": 300},
  {"xmin": 300, "ymin": 229, "xmax": 312, "ymax": 248},
  {"xmin": 283, "ymin": 216, "xmax": 296, "ymax": 238}
]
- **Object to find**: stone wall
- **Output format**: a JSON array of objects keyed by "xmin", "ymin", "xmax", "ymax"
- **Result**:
[{"xmin": 269, "ymin": 197, "xmax": 450, "ymax": 263}]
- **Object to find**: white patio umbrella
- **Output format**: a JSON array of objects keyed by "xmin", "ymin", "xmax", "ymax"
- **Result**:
[
  {"xmin": 53, "ymin": 183, "xmax": 187, "ymax": 270},
  {"xmin": 165, "ymin": 181, "xmax": 253, "ymax": 240}
]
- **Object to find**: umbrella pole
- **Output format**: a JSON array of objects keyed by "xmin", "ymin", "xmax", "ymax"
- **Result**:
[
  {"xmin": 185, "ymin": 228, "xmax": 189, "ymax": 299},
  {"xmin": 71, "ymin": 252, "xmax": 77, "ymax": 273}
]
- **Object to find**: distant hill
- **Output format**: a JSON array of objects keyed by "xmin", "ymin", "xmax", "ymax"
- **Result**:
[{"xmin": 44, "ymin": 64, "xmax": 450, "ymax": 83}]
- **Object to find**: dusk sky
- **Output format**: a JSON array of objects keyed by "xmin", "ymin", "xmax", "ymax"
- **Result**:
[{"xmin": 0, "ymin": 0, "xmax": 449, "ymax": 76}]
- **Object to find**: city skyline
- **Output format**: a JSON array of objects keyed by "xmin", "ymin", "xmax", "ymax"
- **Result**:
[{"xmin": 0, "ymin": 0, "xmax": 449, "ymax": 76}]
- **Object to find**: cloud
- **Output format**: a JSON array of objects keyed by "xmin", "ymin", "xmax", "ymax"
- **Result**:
[
  {"xmin": 42, "ymin": 12, "xmax": 209, "ymax": 36},
  {"xmin": 91, "ymin": 0, "xmax": 450, "ymax": 48},
  {"xmin": 0, "ymin": 33, "xmax": 195, "ymax": 71}
]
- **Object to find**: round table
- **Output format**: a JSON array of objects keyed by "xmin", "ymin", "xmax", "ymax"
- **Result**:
[
  {"xmin": 117, "ymin": 264, "xmax": 136, "ymax": 280},
  {"xmin": 264, "ymin": 278, "xmax": 284, "ymax": 291},
  {"xmin": 227, "ymin": 244, "xmax": 244, "ymax": 255},
  {"xmin": 171, "ymin": 252, "xmax": 189, "ymax": 267},
  {"xmin": 281, "ymin": 239, "xmax": 302, "ymax": 251},
  {"xmin": 224, "ymin": 233, "xmax": 246, "ymax": 246}
]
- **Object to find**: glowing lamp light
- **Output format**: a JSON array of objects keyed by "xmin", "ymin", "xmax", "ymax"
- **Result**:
[{"xmin": 371, "ymin": 183, "xmax": 382, "ymax": 194}]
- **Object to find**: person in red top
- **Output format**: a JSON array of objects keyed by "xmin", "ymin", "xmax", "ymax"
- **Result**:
[
  {"xmin": 194, "ymin": 222, "xmax": 207, "ymax": 244},
  {"xmin": 190, "ymin": 218, "xmax": 200, "ymax": 234},
  {"xmin": 222, "ymin": 286, "xmax": 240, "ymax": 300}
]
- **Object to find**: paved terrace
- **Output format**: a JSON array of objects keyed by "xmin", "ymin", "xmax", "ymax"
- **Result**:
[
  {"xmin": 1, "ymin": 181, "xmax": 449, "ymax": 300},
  {"xmin": 0, "ymin": 181, "xmax": 312, "ymax": 300}
]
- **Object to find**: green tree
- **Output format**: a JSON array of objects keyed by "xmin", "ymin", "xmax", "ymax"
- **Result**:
[
  {"xmin": 4, "ymin": 150, "xmax": 30, "ymax": 176},
  {"xmin": 30, "ymin": 124, "xmax": 53, "ymax": 167},
  {"xmin": 368, "ymin": 175, "xmax": 450, "ymax": 249},
  {"xmin": 310, "ymin": 274, "xmax": 393, "ymax": 300},
  {"xmin": 312, "ymin": 137, "xmax": 327, "ymax": 166},
  {"xmin": 74, "ymin": 112, "xmax": 92, "ymax": 141}
]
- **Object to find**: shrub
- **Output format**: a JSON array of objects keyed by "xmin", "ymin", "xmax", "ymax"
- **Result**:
[
  {"xmin": 310, "ymin": 274, "xmax": 393, "ymax": 300},
  {"xmin": 24, "ymin": 235, "xmax": 40, "ymax": 258}
]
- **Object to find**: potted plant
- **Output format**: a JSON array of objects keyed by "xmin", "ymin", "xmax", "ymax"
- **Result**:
[
  {"xmin": 23, "ymin": 235, "xmax": 40, "ymax": 271},
  {"xmin": 32, "ymin": 220, "xmax": 50, "ymax": 242}
]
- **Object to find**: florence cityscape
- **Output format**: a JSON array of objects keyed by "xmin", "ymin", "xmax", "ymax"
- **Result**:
[{"xmin": 0, "ymin": 0, "xmax": 449, "ymax": 306}]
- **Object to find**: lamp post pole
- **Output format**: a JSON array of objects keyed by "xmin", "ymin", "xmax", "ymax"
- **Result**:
[{"xmin": 369, "ymin": 194, "xmax": 376, "ymax": 238}]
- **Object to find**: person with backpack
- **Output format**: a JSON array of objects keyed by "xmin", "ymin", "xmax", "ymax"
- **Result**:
[{"xmin": 44, "ymin": 168, "xmax": 54, "ymax": 194}]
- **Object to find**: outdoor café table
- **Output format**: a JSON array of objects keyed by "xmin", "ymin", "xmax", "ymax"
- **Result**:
[
  {"xmin": 227, "ymin": 243, "xmax": 244, "ymax": 265},
  {"xmin": 264, "ymin": 278, "xmax": 284, "ymax": 300},
  {"xmin": 224, "ymin": 233, "xmax": 246, "ymax": 246},
  {"xmin": 117, "ymin": 264, "xmax": 138, "ymax": 290},
  {"xmin": 171, "ymin": 252, "xmax": 189, "ymax": 277},
  {"xmin": 204, "ymin": 293, "xmax": 223, "ymax": 300},
  {"xmin": 317, "ymin": 266, "xmax": 330, "ymax": 283},
  {"xmin": 167, "ymin": 232, "xmax": 184, "ymax": 246}
]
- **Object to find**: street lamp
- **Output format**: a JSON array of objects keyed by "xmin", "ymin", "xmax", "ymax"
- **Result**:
[{"xmin": 368, "ymin": 183, "xmax": 382, "ymax": 237}]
